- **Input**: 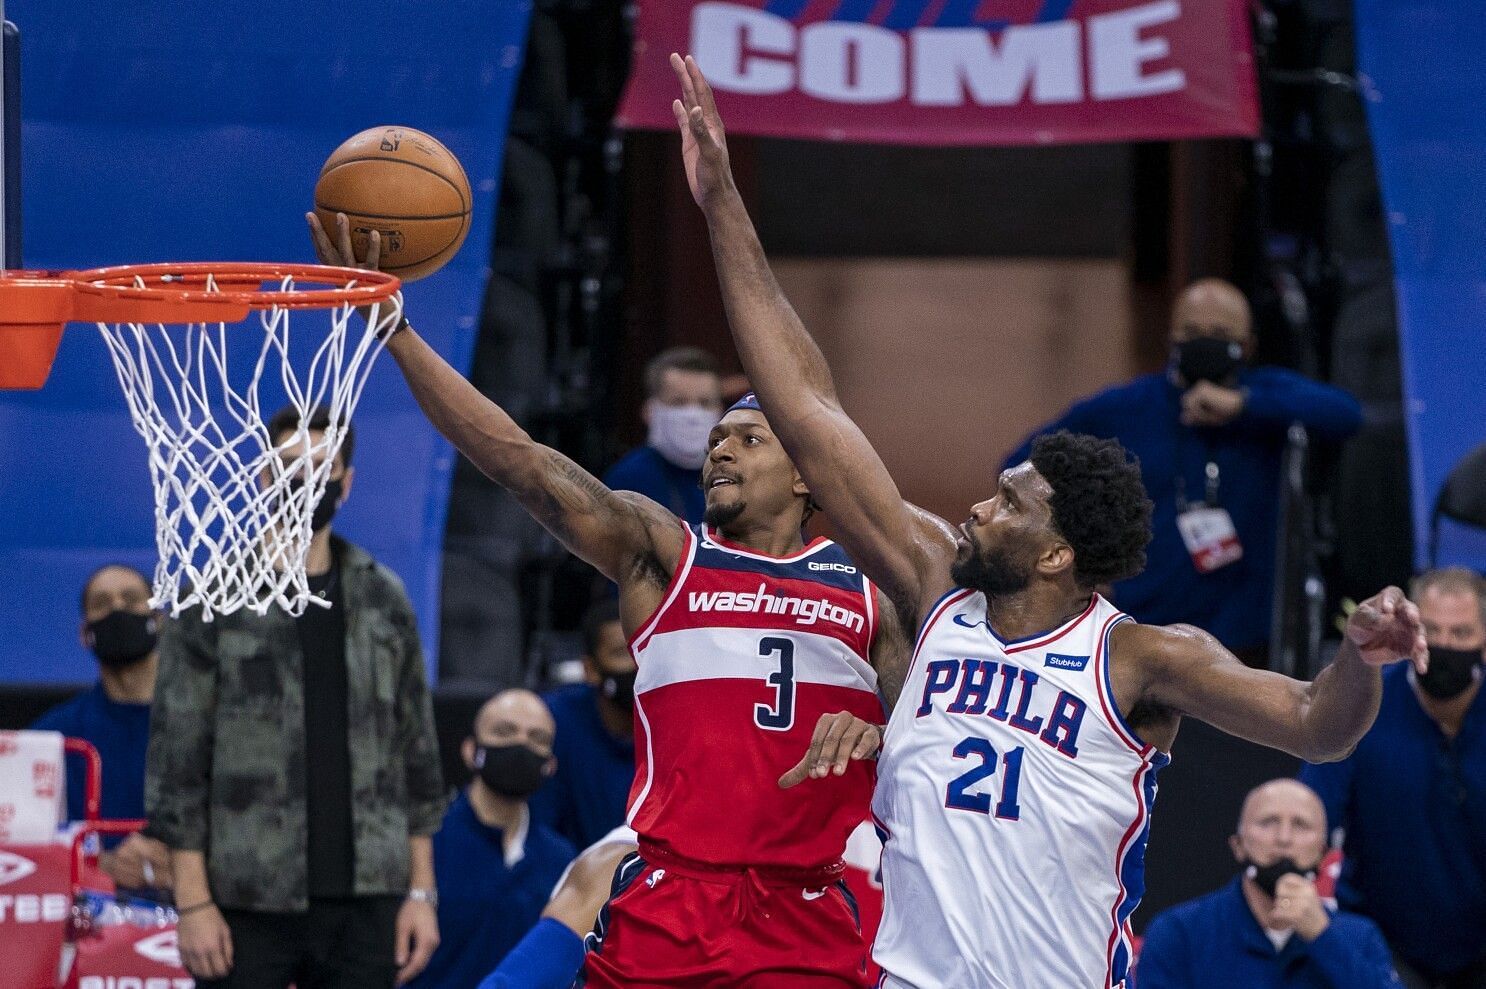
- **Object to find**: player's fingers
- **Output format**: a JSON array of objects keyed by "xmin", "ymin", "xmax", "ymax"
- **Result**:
[
  {"xmin": 366, "ymin": 229, "xmax": 381, "ymax": 271},
  {"xmin": 829, "ymin": 719, "xmax": 863, "ymax": 775},
  {"xmin": 815, "ymin": 713, "xmax": 851, "ymax": 778},
  {"xmin": 688, "ymin": 106, "xmax": 714, "ymax": 149},
  {"xmin": 850, "ymin": 726, "xmax": 881, "ymax": 762},
  {"xmin": 672, "ymin": 52, "xmax": 698, "ymax": 110},
  {"xmin": 672, "ymin": 98, "xmax": 689, "ymax": 133},
  {"xmin": 306, "ymin": 213, "xmax": 337, "ymax": 263},
  {"xmin": 396, "ymin": 917, "xmax": 412, "ymax": 966},
  {"xmin": 686, "ymin": 55, "xmax": 723, "ymax": 125},
  {"xmin": 335, "ymin": 212, "xmax": 357, "ymax": 264},
  {"xmin": 778, "ymin": 755, "xmax": 812, "ymax": 789}
]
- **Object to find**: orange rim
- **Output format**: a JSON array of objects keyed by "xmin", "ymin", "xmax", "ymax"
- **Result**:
[{"xmin": 68, "ymin": 261, "xmax": 402, "ymax": 310}]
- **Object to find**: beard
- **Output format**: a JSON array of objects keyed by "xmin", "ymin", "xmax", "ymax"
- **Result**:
[
  {"xmin": 951, "ymin": 545, "xmax": 1033, "ymax": 597},
  {"xmin": 704, "ymin": 499, "xmax": 746, "ymax": 529}
]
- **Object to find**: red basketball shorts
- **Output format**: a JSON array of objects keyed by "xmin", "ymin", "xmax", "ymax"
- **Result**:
[{"xmin": 576, "ymin": 841, "xmax": 869, "ymax": 988}]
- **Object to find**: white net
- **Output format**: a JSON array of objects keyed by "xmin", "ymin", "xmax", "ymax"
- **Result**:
[{"xmin": 94, "ymin": 273, "xmax": 402, "ymax": 619}]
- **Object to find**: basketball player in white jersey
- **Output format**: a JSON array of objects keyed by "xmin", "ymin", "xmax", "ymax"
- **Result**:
[
  {"xmin": 668, "ymin": 54, "xmax": 1428, "ymax": 989},
  {"xmin": 308, "ymin": 214, "xmax": 899, "ymax": 986}
]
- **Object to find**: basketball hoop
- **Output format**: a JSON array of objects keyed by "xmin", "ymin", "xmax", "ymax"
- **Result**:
[{"xmin": 0, "ymin": 263, "xmax": 402, "ymax": 619}]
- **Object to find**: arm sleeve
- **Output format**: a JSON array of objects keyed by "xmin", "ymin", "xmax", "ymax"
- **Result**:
[
  {"xmin": 1237, "ymin": 370, "xmax": 1363, "ymax": 442},
  {"xmin": 391, "ymin": 584, "xmax": 449, "ymax": 836},
  {"xmin": 1132, "ymin": 913, "xmax": 1192, "ymax": 989},
  {"xmin": 143, "ymin": 613, "xmax": 216, "ymax": 850},
  {"xmin": 1306, "ymin": 919, "xmax": 1405, "ymax": 989},
  {"xmin": 477, "ymin": 917, "xmax": 586, "ymax": 989}
]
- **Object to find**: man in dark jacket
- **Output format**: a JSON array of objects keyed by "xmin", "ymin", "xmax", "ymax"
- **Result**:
[
  {"xmin": 1007, "ymin": 279, "xmax": 1362, "ymax": 660},
  {"xmin": 145, "ymin": 405, "xmax": 447, "ymax": 988}
]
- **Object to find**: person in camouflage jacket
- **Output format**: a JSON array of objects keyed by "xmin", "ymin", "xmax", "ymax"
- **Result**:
[{"xmin": 145, "ymin": 406, "xmax": 448, "ymax": 987}]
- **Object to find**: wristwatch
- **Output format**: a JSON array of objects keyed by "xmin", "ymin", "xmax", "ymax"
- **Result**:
[{"xmin": 407, "ymin": 886, "xmax": 439, "ymax": 907}]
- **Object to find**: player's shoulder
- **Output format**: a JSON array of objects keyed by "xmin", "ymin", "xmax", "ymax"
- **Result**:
[{"xmin": 1110, "ymin": 620, "xmax": 1221, "ymax": 666}]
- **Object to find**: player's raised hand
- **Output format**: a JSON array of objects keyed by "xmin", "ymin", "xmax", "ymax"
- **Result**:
[
  {"xmin": 779, "ymin": 711, "xmax": 882, "ymax": 789},
  {"xmin": 1346, "ymin": 586, "xmax": 1428, "ymax": 674},
  {"xmin": 670, "ymin": 53, "xmax": 733, "ymax": 208},
  {"xmin": 306, "ymin": 210, "xmax": 382, "ymax": 273}
]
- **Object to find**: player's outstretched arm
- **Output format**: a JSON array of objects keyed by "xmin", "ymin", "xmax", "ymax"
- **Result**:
[
  {"xmin": 308, "ymin": 213, "xmax": 682, "ymax": 585},
  {"xmin": 1127, "ymin": 586, "xmax": 1427, "ymax": 762},
  {"xmin": 670, "ymin": 54, "xmax": 956, "ymax": 616}
]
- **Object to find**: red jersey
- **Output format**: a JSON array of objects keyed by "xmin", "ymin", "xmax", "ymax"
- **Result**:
[{"xmin": 626, "ymin": 524, "xmax": 881, "ymax": 869}]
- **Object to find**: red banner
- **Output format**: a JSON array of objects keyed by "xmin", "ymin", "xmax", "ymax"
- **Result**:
[
  {"xmin": 0, "ymin": 844, "xmax": 73, "ymax": 989},
  {"xmin": 617, "ymin": 0, "xmax": 1258, "ymax": 146}
]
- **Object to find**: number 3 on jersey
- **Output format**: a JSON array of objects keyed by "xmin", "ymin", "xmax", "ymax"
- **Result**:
[{"xmin": 754, "ymin": 636, "xmax": 796, "ymax": 731}]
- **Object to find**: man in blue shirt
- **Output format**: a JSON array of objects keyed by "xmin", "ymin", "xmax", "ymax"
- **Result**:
[
  {"xmin": 31, "ymin": 563, "xmax": 172, "ymax": 891},
  {"xmin": 1137, "ymin": 778, "xmax": 1401, "ymax": 988},
  {"xmin": 409, "ymin": 689, "xmax": 577, "ymax": 989},
  {"xmin": 602, "ymin": 346, "xmax": 723, "ymax": 523},
  {"xmin": 1007, "ymin": 279, "xmax": 1362, "ymax": 659},
  {"xmin": 530, "ymin": 600, "xmax": 637, "ymax": 848},
  {"xmin": 1301, "ymin": 568, "xmax": 1486, "ymax": 988}
]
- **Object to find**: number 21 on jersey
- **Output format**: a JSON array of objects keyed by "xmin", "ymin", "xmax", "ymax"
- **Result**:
[{"xmin": 945, "ymin": 738, "xmax": 1024, "ymax": 820}]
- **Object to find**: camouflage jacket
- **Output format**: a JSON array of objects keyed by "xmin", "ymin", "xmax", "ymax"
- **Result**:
[{"xmin": 145, "ymin": 536, "xmax": 447, "ymax": 912}]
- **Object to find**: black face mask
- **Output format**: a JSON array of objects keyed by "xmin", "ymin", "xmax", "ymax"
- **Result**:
[
  {"xmin": 474, "ymin": 743, "xmax": 550, "ymax": 799},
  {"xmin": 599, "ymin": 670, "xmax": 637, "ymax": 709},
  {"xmin": 1418, "ymin": 645, "xmax": 1483, "ymax": 700},
  {"xmin": 1173, "ymin": 336, "xmax": 1245, "ymax": 386},
  {"xmin": 1243, "ymin": 856, "xmax": 1315, "ymax": 898},
  {"xmin": 310, "ymin": 478, "xmax": 344, "ymax": 533},
  {"xmin": 85, "ymin": 610, "xmax": 158, "ymax": 669}
]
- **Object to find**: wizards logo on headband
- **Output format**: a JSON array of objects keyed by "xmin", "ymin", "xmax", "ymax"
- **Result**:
[{"xmin": 728, "ymin": 392, "xmax": 763, "ymax": 414}]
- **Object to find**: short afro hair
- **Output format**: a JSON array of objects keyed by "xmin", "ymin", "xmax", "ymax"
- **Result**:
[{"xmin": 1029, "ymin": 431, "xmax": 1152, "ymax": 587}]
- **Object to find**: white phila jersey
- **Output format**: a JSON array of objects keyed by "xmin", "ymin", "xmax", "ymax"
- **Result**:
[{"xmin": 872, "ymin": 590, "xmax": 1169, "ymax": 989}]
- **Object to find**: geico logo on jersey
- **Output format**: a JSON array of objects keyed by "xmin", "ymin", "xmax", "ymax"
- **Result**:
[
  {"xmin": 688, "ymin": 583, "xmax": 863, "ymax": 633},
  {"xmin": 806, "ymin": 561, "xmax": 857, "ymax": 574},
  {"xmin": 80, "ymin": 978, "xmax": 194, "ymax": 989},
  {"xmin": 0, "ymin": 892, "xmax": 69, "ymax": 922},
  {"xmin": 0, "ymin": 850, "xmax": 37, "ymax": 885},
  {"xmin": 134, "ymin": 929, "xmax": 184, "ymax": 967}
]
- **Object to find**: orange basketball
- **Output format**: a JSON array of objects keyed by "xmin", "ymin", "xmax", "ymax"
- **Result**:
[{"xmin": 314, "ymin": 126, "xmax": 472, "ymax": 282}]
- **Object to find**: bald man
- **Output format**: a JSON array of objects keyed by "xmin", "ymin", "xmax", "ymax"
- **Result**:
[
  {"xmin": 407, "ymin": 690, "xmax": 577, "ymax": 989},
  {"xmin": 1137, "ymin": 778, "xmax": 1400, "ymax": 988},
  {"xmin": 1007, "ymin": 278, "xmax": 1363, "ymax": 660}
]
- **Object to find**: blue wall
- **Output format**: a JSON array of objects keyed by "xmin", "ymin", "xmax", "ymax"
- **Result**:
[
  {"xmin": 1355, "ymin": 2, "xmax": 1486, "ymax": 570},
  {"xmin": 0, "ymin": 0, "xmax": 531, "ymax": 682}
]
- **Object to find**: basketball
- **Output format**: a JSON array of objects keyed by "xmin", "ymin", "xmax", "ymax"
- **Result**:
[{"xmin": 314, "ymin": 125, "xmax": 471, "ymax": 282}]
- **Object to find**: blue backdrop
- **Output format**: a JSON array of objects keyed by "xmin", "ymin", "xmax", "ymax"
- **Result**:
[
  {"xmin": 1355, "ymin": 2, "xmax": 1486, "ymax": 570},
  {"xmin": 0, "ymin": 0, "xmax": 531, "ymax": 682}
]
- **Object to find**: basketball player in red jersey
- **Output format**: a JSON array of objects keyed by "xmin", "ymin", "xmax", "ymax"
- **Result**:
[{"xmin": 308, "ymin": 214, "xmax": 901, "ymax": 986}]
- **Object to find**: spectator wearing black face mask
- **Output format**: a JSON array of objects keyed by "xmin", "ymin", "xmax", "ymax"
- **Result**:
[
  {"xmin": 1301, "ymin": 568, "xmax": 1486, "ymax": 988},
  {"xmin": 32, "ymin": 563, "xmax": 175, "ymax": 891},
  {"xmin": 1006, "ymin": 279, "xmax": 1362, "ymax": 662},
  {"xmin": 1137, "ymin": 779, "xmax": 1401, "ymax": 988},
  {"xmin": 407, "ymin": 690, "xmax": 576, "ymax": 989},
  {"xmin": 531, "ymin": 599, "xmax": 638, "ymax": 849}
]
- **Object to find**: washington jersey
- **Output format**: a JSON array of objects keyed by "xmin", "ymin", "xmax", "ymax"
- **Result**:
[
  {"xmin": 626, "ymin": 524, "xmax": 882, "ymax": 869},
  {"xmin": 872, "ymin": 590, "xmax": 1170, "ymax": 989}
]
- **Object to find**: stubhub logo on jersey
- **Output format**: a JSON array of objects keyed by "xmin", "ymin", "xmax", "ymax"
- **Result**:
[
  {"xmin": 688, "ymin": 583, "xmax": 864, "ymax": 633},
  {"xmin": 916, "ymin": 657, "xmax": 1087, "ymax": 759}
]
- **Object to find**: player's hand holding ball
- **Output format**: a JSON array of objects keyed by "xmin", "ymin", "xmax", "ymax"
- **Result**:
[
  {"xmin": 779, "ymin": 711, "xmax": 883, "ymax": 789},
  {"xmin": 1346, "ymin": 585, "xmax": 1428, "ymax": 673}
]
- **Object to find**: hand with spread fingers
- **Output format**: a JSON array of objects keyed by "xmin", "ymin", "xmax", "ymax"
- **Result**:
[
  {"xmin": 669, "ymin": 52, "xmax": 735, "ymax": 209},
  {"xmin": 779, "ymin": 711, "xmax": 883, "ymax": 789},
  {"xmin": 1346, "ymin": 585, "xmax": 1429, "ymax": 674}
]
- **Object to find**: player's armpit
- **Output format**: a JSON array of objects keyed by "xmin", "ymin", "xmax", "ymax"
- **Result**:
[{"xmin": 1123, "ymin": 622, "xmax": 1379, "ymax": 763}]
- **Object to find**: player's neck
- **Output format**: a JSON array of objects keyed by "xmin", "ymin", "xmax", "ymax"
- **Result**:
[
  {"xmin": 467, "ymin": 780, "xmax": 525, "ymax": 833},
  {"xmin": 100, "ymin": 653, "xmax": 157, "ymax": 705},
  {"xmin": 983, "ymin": 584, "xmax": 1093, "ymax": 642},
  {"xmin": 715, "ymin": 518, "xmax": 807, "ymax": 558}
]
